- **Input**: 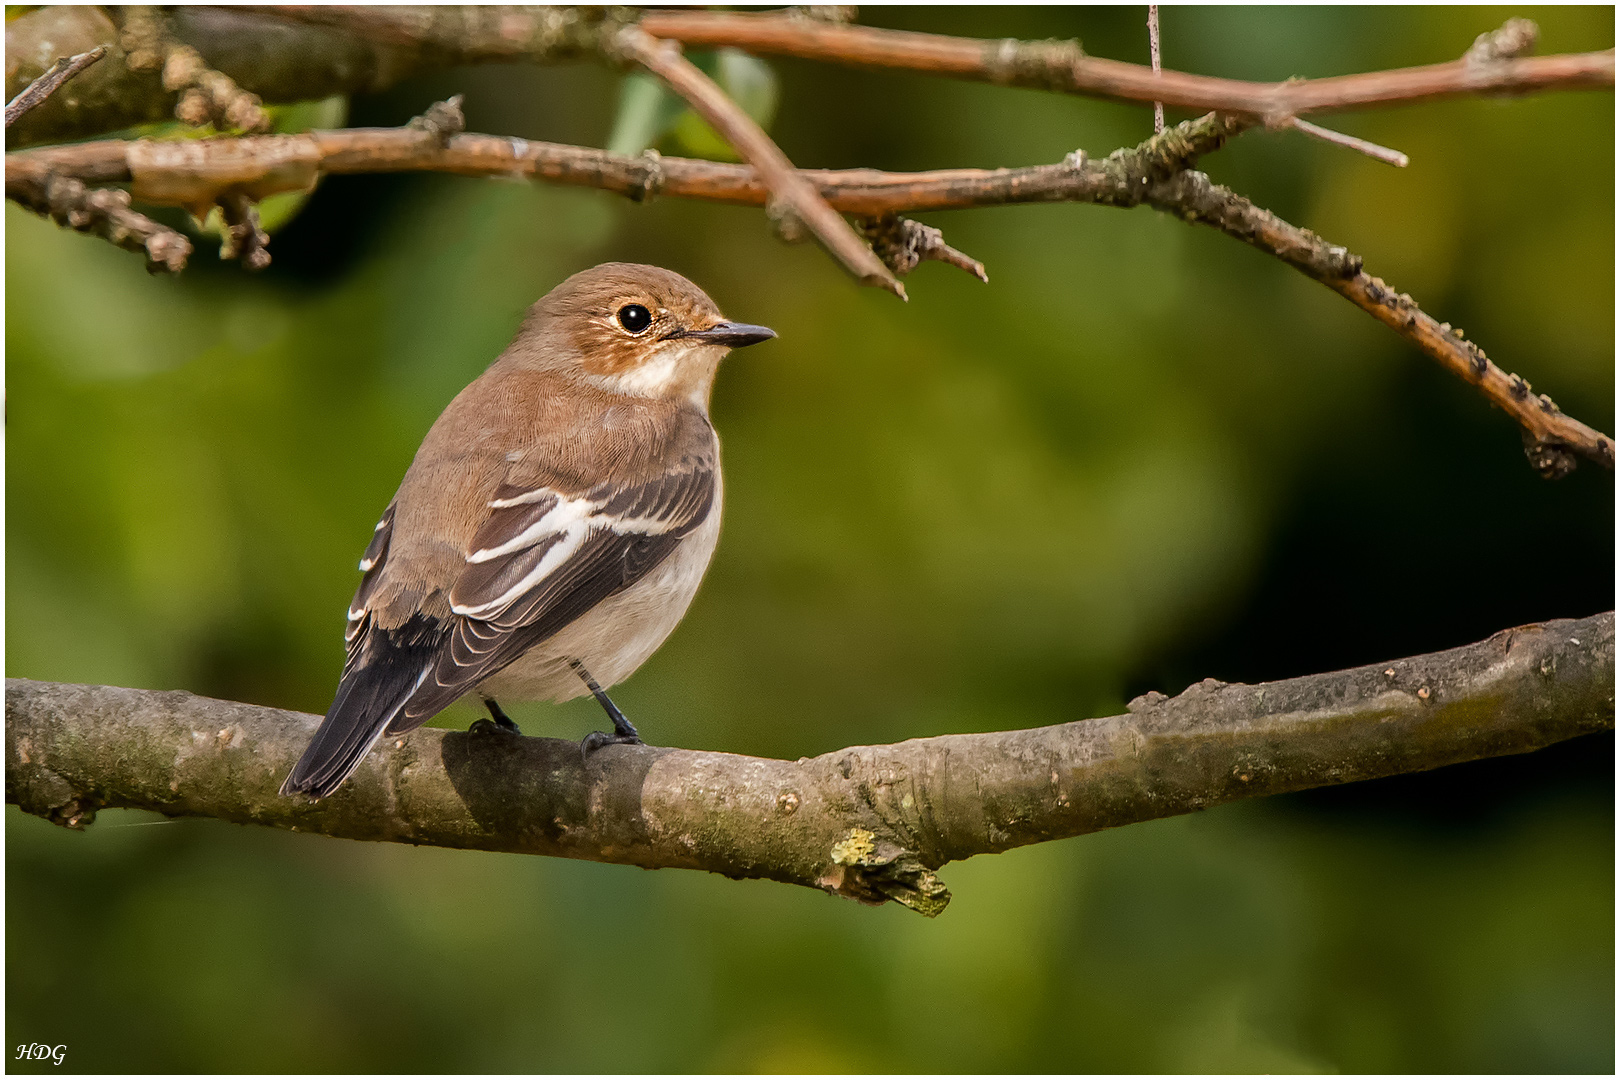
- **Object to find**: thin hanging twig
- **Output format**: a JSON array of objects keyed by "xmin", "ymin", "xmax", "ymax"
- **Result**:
[{"xmin": 1148, "ymin": 5, "xmax": 1164, "ymax": 133}]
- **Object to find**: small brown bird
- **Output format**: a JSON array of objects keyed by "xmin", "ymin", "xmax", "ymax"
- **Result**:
[{"xmin": 281, "ymin": 263, "xmax": 774, "ymax": 798}]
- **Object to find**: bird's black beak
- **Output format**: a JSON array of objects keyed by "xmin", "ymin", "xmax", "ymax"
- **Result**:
[{"xmin": 668, "ymin": 321, "xmax": 777, "ymax": 348}]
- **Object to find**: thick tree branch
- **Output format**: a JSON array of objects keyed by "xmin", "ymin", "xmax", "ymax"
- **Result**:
[
  {"xmin": 7, "ymin": 614, "xmax": 1613, "ymax": 917},
  {"xmin": 2, "ymin": 5, "xmax": 626, "ymax": 148},
  {"xmin": 637, "ymin": 10, "xmax": 1614, "ymax": 119},
  {"xmin": 12, "ymin": 111, "xmax": 1609, "ymax": 472}
]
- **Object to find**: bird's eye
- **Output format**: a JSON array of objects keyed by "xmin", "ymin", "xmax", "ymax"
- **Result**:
[{"xmin": 617, "ymin": 304, "xmax": 652, "ymax": 334}]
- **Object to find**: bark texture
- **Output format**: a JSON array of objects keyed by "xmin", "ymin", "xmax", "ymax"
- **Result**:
[{"xmin": 8, "ymin": 613, "xmax": 1612, "ymax": 916}]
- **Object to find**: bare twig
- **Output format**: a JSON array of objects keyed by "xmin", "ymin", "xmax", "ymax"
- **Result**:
[
  {"xmin": 1136, "ymin": 166, "xmax": 1613, "ymax": 475},
  {"xmin": 6, "ymin": 168, "xmax": 190, "ymax": 273},
  {"xmin": 637, "ymin": 11, "xmax": 1613, "ymax": 119},
  {"xmin": 1147, "ymin": 5, "xmax": 1164, "ymax": 133},
  {"xmin": 7, "ymin": 614, "xmax": 1612, "ymax": 915},
  {"xmin": 4, "ymin": 45, "xmax": 107, "ymax": 129},
  {"xmin": 615, "ymin": 24, "xmax": 905, "ymax": 298},
  {"xmin": 1287, "ymin": 116, "xmax": 1409, "ymax": 167},
  {"xmin": 9, "ymin": 110, "xmax": 1611, "ymax": 472},
  {"xmin": 860, "ymin": 214, "xmax": 988, "ymax": 281}
]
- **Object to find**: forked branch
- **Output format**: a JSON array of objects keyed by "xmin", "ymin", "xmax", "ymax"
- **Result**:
[
  {"xmin": 6, "ymin": 7, "xmax": 1609, "ymax": 148},
  {"xmin": 7, "ymin": 614, "xmax": 1612, "ymax": 916},
  {"xmin": 11, "ymin": 110, "xmax": 1610, "ymax": 471},
  {"xmin": 614, "ymin": 24, "xmax": 904, "ymax": 297}
]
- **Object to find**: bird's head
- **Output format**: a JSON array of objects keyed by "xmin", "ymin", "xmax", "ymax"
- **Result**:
[{"xmin": 514, "ymin": 262, "xmax": 775, "ymax": 408}]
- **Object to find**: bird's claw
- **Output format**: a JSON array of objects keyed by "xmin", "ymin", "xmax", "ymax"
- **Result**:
[
  {"xmin": 580, "ymin": 730, "xmax": 644, "ymax": 759},
  {"xmin": 482, "ymin": 698, "xmax": 522, "ymax": 734}
]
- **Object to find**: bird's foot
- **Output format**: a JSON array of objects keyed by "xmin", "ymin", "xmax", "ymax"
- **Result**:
[
  {"xmin": 569, "ymin": 659, "xmax": 641, "ymax": 759},
  {"xmin": 479, "ymin": 696, "xmax": 522, "ymax": 735},
  {"xmin": 580, "ymin": 729, "xmax": 643, "ymax": 759}
]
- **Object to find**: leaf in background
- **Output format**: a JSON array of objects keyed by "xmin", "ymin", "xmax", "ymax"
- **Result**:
[
  {"xmin": 606, "ymin": 71, "xmax": 687, "ymax": 157},
  {"xmin": 608, "ymin": 50, "xmax": 780, "ymax": 163},
  {"xmin": 669, "ymin": 49, "xmax": 779, "ymax": 162},
  {"xmin": 717, "ymin": 47, "xmax": 780, "ymax": 130}
]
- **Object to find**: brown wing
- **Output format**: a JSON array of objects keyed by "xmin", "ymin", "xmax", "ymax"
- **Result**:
[{"xmin": 283, "ymin": 463, "xmax": 714, "ymax": 796}]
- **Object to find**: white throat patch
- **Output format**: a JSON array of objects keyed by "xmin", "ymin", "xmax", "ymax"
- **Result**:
[{"xmin": 586, "ymin": 342, "xmax": 720, "ymax": 407}]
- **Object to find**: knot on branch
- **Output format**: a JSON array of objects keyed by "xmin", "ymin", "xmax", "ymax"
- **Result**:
[
  {"xmin": 8, "ymin": 724, "xmax": 100, "ymax": 829},
  {"xmin": 1465, "ymin": 18, "xmax": 1540, "ymax": 65},
  {"xmin": 1138, "ymin": 112, "xmax": 1251, "ymax": 180},
  {"xmin": 765, "ymin": 195, "xmax": 809, "ymax": 244},
  {"xmin": 823, "ymin": 827, "xmax": 951, "ymax": 916},
  {"xmin": 631, "ymin": 149, "xmax": 665, "ymax": 203},
  {"xmin": 1522, "ymin": 431, "xmax": 1580, "ymax": 481},
  {"xmin": 407, "ymin": 95, "xmax": 467, "ymax": 147},
  {"xmin": 1098, "ymin": 114, "xmax": 1252, "ymax": 208},
  {"xmin": 605, "ymin": 20, "xmax": 676, "ymax": 69},
  {"xmin": 33, "ymin": 173, "xmax": 191, "ymax": 273},
  {"xmin": 164, "ymin": 45, "xmax": 270, "ymax": 133},
  {"xmin": 982, "ymin": 36, "xmax": 1084, "ymax": 91},
  {"xmin": 859, "ymin": 214, "xmax": 989, "ymax": 282}
]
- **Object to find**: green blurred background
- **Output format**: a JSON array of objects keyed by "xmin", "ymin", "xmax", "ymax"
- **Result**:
[{"xmin": 6, "ymin": 6, "xmax": 1613, "ymax": 1072}]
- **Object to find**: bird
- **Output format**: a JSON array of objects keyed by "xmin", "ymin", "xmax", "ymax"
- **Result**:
[{"xmin": 280, "ymin": 262, "xmax": 775, "ymax": 798}]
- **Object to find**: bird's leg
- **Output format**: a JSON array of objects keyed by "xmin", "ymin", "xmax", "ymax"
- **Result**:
[
  {"xmin": 484, "ymin": 695, "xmax": 521, "ymax": 734},
  {"xmin": 470, "ymin": 695, "xmax": 522, "ymax": 736},
  {"xmin": 570, "ymin": 659, "xmax": 642, "ymax": 755}
]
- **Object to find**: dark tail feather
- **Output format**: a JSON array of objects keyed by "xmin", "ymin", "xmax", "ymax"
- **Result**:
[{"xmin": 281, "ymin": 614, "xmax": 447, "ymax": 799}]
